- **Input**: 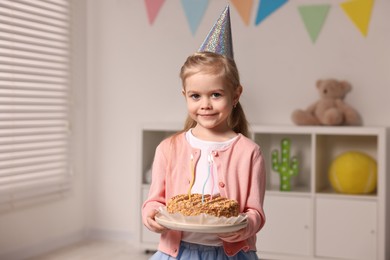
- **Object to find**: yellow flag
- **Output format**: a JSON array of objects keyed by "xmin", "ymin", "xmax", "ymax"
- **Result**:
[{"xmin": 340, "ymin": 0, "xmax": 374, "ymax": 37}]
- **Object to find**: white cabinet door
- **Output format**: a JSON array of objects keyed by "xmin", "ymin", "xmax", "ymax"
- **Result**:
[
  {"xmin": 315, "ymin": 198, "xmax": 377, "ymax": 260},
  {"xmin": 257, "ymin": 195, "xmax": 312, "ymax": 256},
  {"xmin": 141, "ymin": 187, "xmax": 160, "ymax": 244}
]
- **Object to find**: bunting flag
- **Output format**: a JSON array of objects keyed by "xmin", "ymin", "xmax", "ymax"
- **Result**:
[
  {"xmin": 231, "ymin": 0, "xmax": 254, "ymax": 26},
  {"xmin": 181, "ymin": 0, "xmax": 209, "ymax": 35},
  {"xmin": 255, "ymin": 0, "xmax": 288, "ymax": 25},
  {"xmin": 340, "ymin": 0, "xmax": 374, "ymax": 37},
  {"xmin": 144, "ymin": 0, "xmax": 166, "ymax": 25},
  {"xmin": 298, "ymin": 4, "xmax": 331, "ymax": 43}
]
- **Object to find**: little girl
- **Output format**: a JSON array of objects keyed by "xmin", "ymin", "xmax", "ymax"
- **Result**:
[{"xmin": 142, "ymin": 51, "xmax": 266, "ymax": 259}]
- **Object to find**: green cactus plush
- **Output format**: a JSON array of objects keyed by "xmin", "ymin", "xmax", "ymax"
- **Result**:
[{"xmin": 272, "ymin": 138, "xmax": 299, "ymax": 191}]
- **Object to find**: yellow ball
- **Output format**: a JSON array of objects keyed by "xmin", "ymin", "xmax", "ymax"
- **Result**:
[{"xmin": 328, "ymin": 151, "xmax": 377, "ymax": 194}]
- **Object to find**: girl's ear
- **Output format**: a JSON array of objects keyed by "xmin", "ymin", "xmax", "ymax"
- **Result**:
[
  {"xmin": 233, "ymin": 85, "xmax": 243, "ymax": 104},
  {"xmin": 182, "ymin": 88, "xmax": 186, "ymax": 96}
]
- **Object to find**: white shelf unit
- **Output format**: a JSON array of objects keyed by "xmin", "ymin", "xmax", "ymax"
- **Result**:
[
  {"xmin": 252, "ymin": 125, "xmax": 388, "ymax": 260},
  {"xmin": 139, "ymin": 124, "xmax": 389, "ymax": 260}
]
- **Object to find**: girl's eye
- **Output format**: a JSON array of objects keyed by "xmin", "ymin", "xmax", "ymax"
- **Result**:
[
  {"xmin": 190, "ymin": 94, "xmax": 200, "ymax": 100},
  {"xmin": 211, "ymin": 93, "xmax": 222, "ymax": 98}
]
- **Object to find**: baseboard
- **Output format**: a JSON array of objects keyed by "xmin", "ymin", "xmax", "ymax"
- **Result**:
[{"xmin": 0, "ymin": 230, "xmax": 87, "ymax": 260}]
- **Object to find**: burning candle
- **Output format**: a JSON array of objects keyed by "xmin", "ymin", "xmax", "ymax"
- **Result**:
[
  {"xmin": 202, "ymin": 154, "xmax": 213, "ymax": 203},
  {"xmin": 210, "ymin": 154, "xmax": 214, "ymax": 201},
  {"xmin": 187, "ymin": 154, "xmax": 195, "ymax": 199}
]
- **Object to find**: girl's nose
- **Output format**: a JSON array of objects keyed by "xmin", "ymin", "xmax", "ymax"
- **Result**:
[{"xmin": 201, "ymin": 98, "xmax": 212, "ymax": 109}]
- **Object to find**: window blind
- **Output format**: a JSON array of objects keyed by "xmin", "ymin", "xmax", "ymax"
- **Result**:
[{"xmin": 0, "ymin": 0, "xmax": 72, "ymax": 204}]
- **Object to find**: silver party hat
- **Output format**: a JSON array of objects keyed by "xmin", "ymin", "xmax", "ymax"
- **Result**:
[{"xmin": 198, "ymin": 5, "xmax": 234, "ymax": 59}]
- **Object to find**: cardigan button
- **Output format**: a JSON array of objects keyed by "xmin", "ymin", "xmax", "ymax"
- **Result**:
[{"xmin": 219, "ymin": 182, "xmax": 225, "ymax": 188}]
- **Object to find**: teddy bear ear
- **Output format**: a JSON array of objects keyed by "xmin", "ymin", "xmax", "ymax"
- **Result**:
[
  {"xmin": 340, "ymin": 81, "xmax": 352, "ymax": 92},
  {"xmin": 316, "ymin": 79, "xmax": 323, "ymax": 89}
]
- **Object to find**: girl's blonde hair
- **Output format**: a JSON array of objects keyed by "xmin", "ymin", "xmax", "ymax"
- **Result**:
[{"xmin": 179, "ymin": 52, "xmax": 249, "ymax": 137}]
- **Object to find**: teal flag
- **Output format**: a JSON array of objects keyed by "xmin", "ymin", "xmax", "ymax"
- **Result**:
[
  {"xmin": 255, "ymin": 0, "xmax": 288, "ymax": 25},
  {"xmin": 181, "ymin": 0, "xmax": 209, "ymax": 35}
]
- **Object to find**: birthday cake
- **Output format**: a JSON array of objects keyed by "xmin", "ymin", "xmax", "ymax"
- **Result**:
[{"xmin": 167, "ymin": 193, "xmax": 239, "ymax": 218}]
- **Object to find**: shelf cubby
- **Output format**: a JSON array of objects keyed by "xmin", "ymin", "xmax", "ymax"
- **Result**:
[{"xmin": 253, "ymin": 132, "xmax": 312, "ymax": 193}]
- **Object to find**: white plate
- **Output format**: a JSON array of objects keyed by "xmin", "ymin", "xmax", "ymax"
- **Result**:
[{"xmin": 155, "ymin": 216, "xmax": 248, "ymax": 233}]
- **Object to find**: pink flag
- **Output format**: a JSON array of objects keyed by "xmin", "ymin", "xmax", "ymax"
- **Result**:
[{"xmin": 144, "ymin": 0, "xmax": 166, "ymax": 25}]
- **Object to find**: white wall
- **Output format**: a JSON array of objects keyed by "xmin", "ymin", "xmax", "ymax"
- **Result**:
[
  {"xmin": 86, "ymin": 0, "xmax": 390, "ymax": 243},
  {"xmin": 0, "ymin": 1, "xmax": 88, "ymax": 259}
]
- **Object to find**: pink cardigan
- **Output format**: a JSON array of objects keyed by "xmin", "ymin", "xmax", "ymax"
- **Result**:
[{"xmin": 142, "ymin": 132, "xmax": 266, "ymax": 257}]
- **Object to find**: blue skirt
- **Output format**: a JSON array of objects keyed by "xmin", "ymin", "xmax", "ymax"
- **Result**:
[{"xmin": 149, "ymin": 241, "xmax": 259, "ymax": 260}]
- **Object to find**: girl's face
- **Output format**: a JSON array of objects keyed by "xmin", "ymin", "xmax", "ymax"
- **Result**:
[{"xmin": 183, "ymin": 72, "xmax": 241, "ymax": 138}]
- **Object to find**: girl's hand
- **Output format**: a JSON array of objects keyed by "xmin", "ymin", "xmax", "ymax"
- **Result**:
[
  {"xmin": 218, "ymin": 227, "xmax": 246, "ymax": 242},
  {"xmin": 146, "ymin": 210, "xmax": 168, "ymax": 234}
]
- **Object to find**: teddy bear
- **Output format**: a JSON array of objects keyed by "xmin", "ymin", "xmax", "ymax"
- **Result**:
[{"xmin": 291, "ymin": 79, "xmax": 362, "ymax": 126}]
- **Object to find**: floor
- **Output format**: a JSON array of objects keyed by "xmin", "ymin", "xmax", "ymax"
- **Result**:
[
  {"xmin": 26, "ymin": 240, "xmax": 267, "ymax": 260},
  {"xmin": 27, "ymin": 240, "xmax": 154, "ymax": 260}
]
